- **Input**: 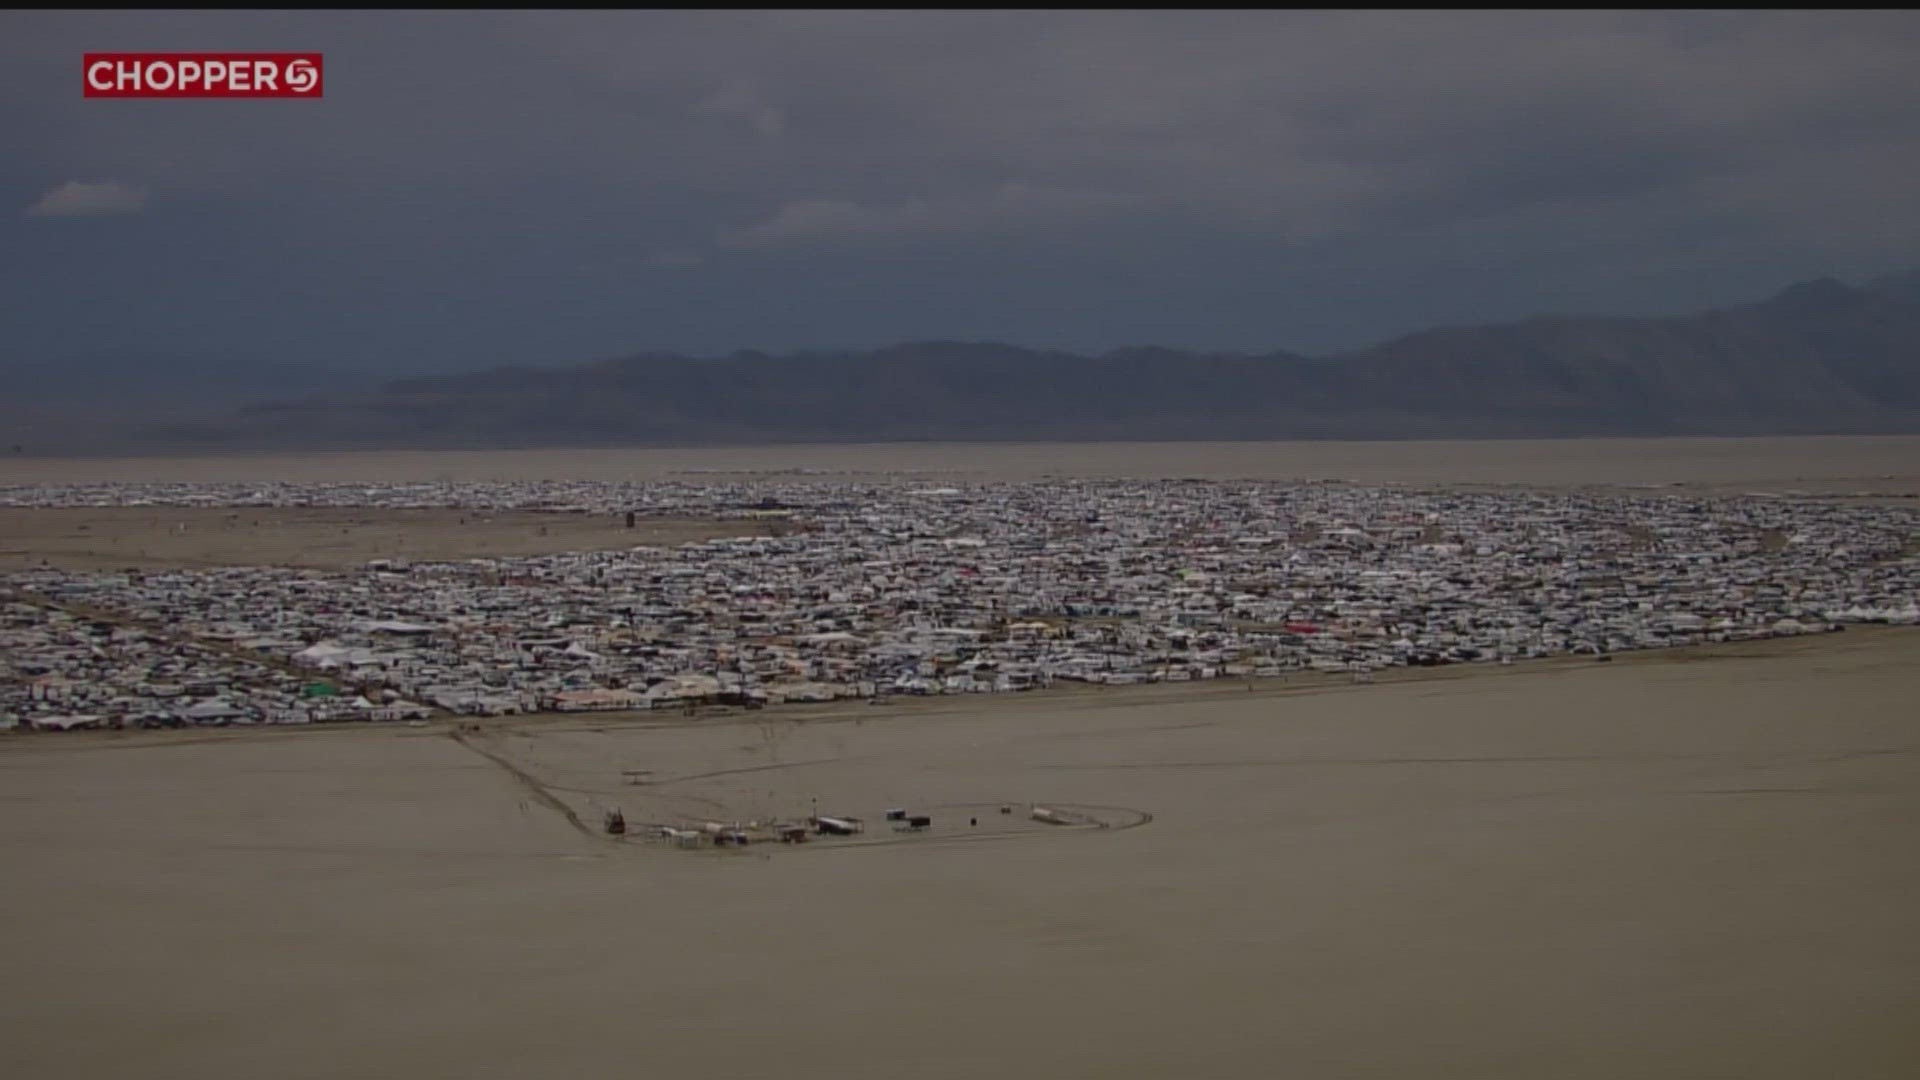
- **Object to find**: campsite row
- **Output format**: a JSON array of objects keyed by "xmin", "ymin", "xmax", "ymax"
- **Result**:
[{"xmin": 5, "ymin": 479, "xmax": 1917, "ymax": 730}]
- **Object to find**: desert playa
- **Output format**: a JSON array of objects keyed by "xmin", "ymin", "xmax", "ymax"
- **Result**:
[
  {"xmin": 9, "ymin": 434, "xmax": 1920, "ymax": 490},
  {"xmin": 4, "ymin": 627, "xmax": 1917, "ymax": 1079},
  {"xmin": 0, "ymin": 506, "xmax": 758, "ymax": 571}
]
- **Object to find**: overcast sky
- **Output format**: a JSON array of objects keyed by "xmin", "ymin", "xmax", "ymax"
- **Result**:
[{"xmin": 6, "ymin": 10, "xmax": 1920, "ymax": 374}]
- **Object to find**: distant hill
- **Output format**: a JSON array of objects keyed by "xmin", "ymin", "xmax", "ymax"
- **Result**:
[
  {"xmin": 12, "ymin": 351, "xmax": 363, "ymax": 405},
  {"xmin": 1, "ymin": 352, "xmax": 369, "ymax": 454},
  {"xmin": 1280, "ymin": 276, "xmax": 1920, "ymax": 435},
  {"xmin": 1865, "ymin": 268, "xmax": 1920, "ymax": 307},
  {"xmin": 16, "ymin": 273, "xmax": 1920, "ymax": 451}
]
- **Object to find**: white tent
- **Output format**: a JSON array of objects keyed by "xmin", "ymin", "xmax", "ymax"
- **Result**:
[
  {"xmin": 293, "ymin": 642, "xmax": 353, "ymax": 668},
  {"xmin": 34, "ymin": 714, "xmax": 106, "ymax": 731},
  {"xmin": 362, "ymin": 620, "xmax": 436, "ymax": 635}
]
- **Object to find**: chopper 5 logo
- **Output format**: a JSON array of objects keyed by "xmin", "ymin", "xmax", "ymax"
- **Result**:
[{"xmin": 84, "ymin": 53, "xmax": 323, "ymax": 98}]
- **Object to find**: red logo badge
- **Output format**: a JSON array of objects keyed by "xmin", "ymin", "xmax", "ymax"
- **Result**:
[{"xmin": 84, "ymin": 53, "xmax": 323, "ymax": 98}]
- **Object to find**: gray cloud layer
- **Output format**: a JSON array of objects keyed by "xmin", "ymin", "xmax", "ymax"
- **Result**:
[
  {"xmin": 27, "ymin": 179, "xmax": 148, "ymax": 216},
  {"xmin": 4, "ymin": 10, "xmax": 1918, "ymax": 372}
]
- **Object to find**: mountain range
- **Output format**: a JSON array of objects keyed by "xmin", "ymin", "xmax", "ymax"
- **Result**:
[{"xmin": 13, "ymin": 271, "xmax": 1920, "ymax": 452}]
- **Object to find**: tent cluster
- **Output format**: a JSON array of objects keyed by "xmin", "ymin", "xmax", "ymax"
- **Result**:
[{"xmin": 5, "ymin": 478, "xmax": 1917, "ymax": 730}]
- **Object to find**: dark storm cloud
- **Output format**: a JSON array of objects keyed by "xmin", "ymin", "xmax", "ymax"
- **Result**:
[{"xmin": 3, "ymin": 10, "xmax": 1918, "ymax": 369}]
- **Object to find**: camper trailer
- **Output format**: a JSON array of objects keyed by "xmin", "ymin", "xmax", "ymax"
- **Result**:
[{"xmin": 814, "ymin": 815, "xmax": 864, "ymax": 836}]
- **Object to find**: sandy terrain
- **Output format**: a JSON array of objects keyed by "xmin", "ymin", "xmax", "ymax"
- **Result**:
[
  {"xmin": 4, "ymin": 628, "xmax": 1917, "ymax": 1079},
  {"xmin": 0, "ymin": 506, "xmax": 763, "ymax": 570},
  {"xmin": 5, "ymin": 435, "xmax": 1920, "ymax": 491}
]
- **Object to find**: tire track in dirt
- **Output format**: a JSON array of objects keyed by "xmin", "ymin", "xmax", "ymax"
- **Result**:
[
  {"xmin": 450, "ymin": 727, "xmax": 604, "ymax": 841},
  {"xmin": 653, "ymin": 757, "xmax": 851, "ymax": 786}
]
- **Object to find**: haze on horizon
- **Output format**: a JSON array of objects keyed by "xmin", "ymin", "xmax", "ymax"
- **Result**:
[{"xmin": 6, "ymin": 9, "xmax": 1920, "ymax": 382}]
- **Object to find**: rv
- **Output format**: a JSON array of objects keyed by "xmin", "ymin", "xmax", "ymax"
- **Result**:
[{"xmin": 814, "ymin": 815, "xmax": 864, "ymax": 836}]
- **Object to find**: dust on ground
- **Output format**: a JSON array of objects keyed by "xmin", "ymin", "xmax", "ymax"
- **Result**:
[
  {"xmin": 0, "ymin": 506, "xmax": 765, "ymax": 570},
  {"xmin": 4, "ymin": 627, "xmax": 1917, "ymax": 1079},
  {"xmin": 6, "ymin": 435, "xmax": 1920, "ymax": 491}
]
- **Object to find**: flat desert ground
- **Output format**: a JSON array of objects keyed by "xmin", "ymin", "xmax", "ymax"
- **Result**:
[
  {"xmin": 7, "ymin": 434, "xmax": 1920, "ymax": 491},
  {"xmin": 4, "ymin": 628, "xmax": 1917, "ymax": 1078},
  {"xmin": 0, "ymin": 506, "xmax": 762, "ymax": 571},
  {"xmin": 5, "ymin": 437, "xmax": 1918, "ymax": 1076}
]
